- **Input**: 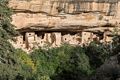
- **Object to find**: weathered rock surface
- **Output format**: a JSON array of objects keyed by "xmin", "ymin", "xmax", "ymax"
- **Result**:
[
  {"xmin": 9, "ymin": 0, "xmax": 120, "ymax": 32},
  {"xmin": 8, "ymin": 0, "xmax": 120, "ymax": 52}
]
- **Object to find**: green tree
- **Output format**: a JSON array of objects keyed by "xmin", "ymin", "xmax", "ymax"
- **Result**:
[
  {"xmin": 84, "ymin": 42, "xmax": 109, "ymax": 69},
  {"xmin": 51, "ymin": 46, "xmax": 92, "ymax": 80},
  {"xmin": 15, "ymin": 49, "xmax": 36, "ymax": 80},
  {"xmin": 0, "ymin": 0, "xmax": 22, "ymax": 80},
  {"xmin": 31, "ymin": 44, "xmax": 93, "ymax": 80}
]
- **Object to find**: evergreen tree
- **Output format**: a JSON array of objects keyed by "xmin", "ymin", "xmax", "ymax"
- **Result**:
[{"xmin": 0, "ymin": 0, "xmax": 21, "ymax": 80}]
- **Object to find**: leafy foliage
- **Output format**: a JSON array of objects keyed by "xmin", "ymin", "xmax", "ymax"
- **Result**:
[
  {"xmin": 31, "ymin": 44, "xmax": 93, "ymax": 80},
  {"xmin": 84, "ymin": 42, "xmax": 110, "ymax": 69},
  {"xmin": 0, "ymin": 38, "xmax": 20, "ymax": 80},
  {"xmin": 0, "ymin": 0, "xmax": 17, "ymax": 39},
  {"xmin": 0, "ymin": 0, "xmax": 120, "ymax": 80},
  {"xmin": 0, "ymin": 0, "xmax": 21, "ymax": 80},
  {"xmin": 15, "ymin": 49, "xmax": 36, "ymax": 80}
]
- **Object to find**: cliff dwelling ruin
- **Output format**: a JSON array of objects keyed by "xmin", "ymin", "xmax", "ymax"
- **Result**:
[{"xmin": 8, "ymin": 0, "xmax": 120, "ymax": 52}]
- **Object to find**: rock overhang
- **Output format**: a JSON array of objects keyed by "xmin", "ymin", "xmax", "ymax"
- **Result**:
[
  {"xmin": 8, "ymin": 0, "xmax": 120, "ymax": 52},
  {"xmin": 9, "ymin": 0, "xmax": 120, "ymax": 31}
]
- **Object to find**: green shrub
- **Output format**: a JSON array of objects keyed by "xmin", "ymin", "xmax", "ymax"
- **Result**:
[{"xmin": 31, "ymin": 44, "xmax": 93, "ymax": 80}]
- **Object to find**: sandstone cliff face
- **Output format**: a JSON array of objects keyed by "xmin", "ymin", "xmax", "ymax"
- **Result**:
[
  {"xmin": 9, "ymin": 0, "xmax": 120, "ymax": 31},
  {"xmin": 9, "ymin": 0, "xmax": 120, "ymax": 52},
  {"xmin": 8, "ymin": 0, "xmax": 119, "ymax": 15}
]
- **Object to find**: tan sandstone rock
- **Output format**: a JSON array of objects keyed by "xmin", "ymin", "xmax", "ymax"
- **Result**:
[{"xmin": 8, "ymin": 0, "xmax": 120, "ymax": 52}]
